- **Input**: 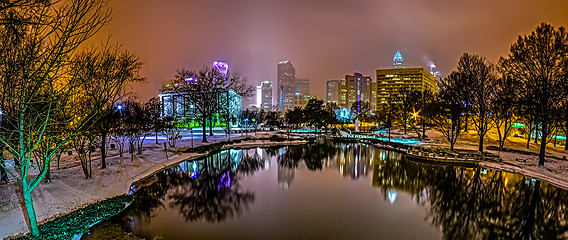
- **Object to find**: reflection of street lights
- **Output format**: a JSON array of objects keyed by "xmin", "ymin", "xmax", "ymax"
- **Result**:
[{"xmin": 243, "ymin": 118, "xmax": 249, "ymax": 138}]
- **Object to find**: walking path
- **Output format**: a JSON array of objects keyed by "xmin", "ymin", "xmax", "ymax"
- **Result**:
[{"xmin": 0, "ymin": 132, "xmax": 301, "ymax": 239}]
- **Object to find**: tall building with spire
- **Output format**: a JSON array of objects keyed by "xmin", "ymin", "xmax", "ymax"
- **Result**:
[{"xmin": 393, "ymin": 51, "xmax": 405, "ymax": 69}]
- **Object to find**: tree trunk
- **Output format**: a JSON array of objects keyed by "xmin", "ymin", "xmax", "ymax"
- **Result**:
[
  {"xmin": 130, "ymin": 141, "xmax": 134, "ymax": 161},
  {"xmin": 202, "ymin": 121, "xmax": 207, "ymax": 142},
  {"xmin": 538, "ymin": 128, "xmax": 548, "ymax": 167},
  {"xmin": 0, "ymin": 148, "xmax": 7, "ymax": 183},
  {"xmin": 526, "ymin": 122, "xmax": 532, "ymax": 149},
  {"xmin": 138, "ymin": 136, "xmax": 145, "ymax": 154},
  {"xmin": 0, "ymin": 161, "xmax": 7, "ymax": 183},
  {"xmin": 565, "ymin": 122, "xmax": 568, "ymax": 150},
  {"xmin": 44, "ymin": 164, "xmax": 51, "ymax": 183},
  {"xmin": 56, "ymin": 151, "xmax": 62, "ymax": 170},
  {"xmin": 100, "ymin": 132, "xmax": 107, "ymax": 169},
  {"xmin": 209, "ymin": 117, "xmax": 214, "ymax": 136},
  {"xmin": 155, "ymin": 129, "xmax": 158, "ymax": 144},
  {"xmin": 464, "ymin": 114, "xmax": 469, "ymax": 132},
  {"xmin": 22, "ymin": 185, "xmax": 40, "ymax": 238},
  {"xmin": 422, "ymin": 118, "xmax": 426, "ymax": 139},
  {"xmin": 478, "ymin": 124, "xmax": 484, "ymax": 152}
]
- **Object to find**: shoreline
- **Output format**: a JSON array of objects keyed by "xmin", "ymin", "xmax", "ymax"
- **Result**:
[
  {"xmin": 1, "ymin": 136, "xmax": 309, "ymax": 239},
  {"xmin": 356, "ymin": 135, "xmax": 568, "ymax": 190},
  {"xmin": 3, "ymin": 133, "xmax": 568, "ymax": 239}
]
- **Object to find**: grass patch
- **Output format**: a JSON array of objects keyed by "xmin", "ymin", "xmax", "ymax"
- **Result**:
[{"xmin": 14, "ymin": 194, "xmax": 134, "ymax": 240}]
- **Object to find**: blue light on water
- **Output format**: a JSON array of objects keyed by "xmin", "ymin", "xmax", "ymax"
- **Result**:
[{"xmin": 387, "ymin": 190, "xmax": 397, "ymax": 204}]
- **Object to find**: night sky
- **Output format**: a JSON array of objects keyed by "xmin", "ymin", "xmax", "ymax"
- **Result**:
[{"xmin": 97, "ymin": 0, "xmax": 568, "ymax": 102}]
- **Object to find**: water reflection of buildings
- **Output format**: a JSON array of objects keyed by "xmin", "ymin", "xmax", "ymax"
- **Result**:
[
  {"xmin": 176, "ymin": 149, "xmax": 244, "ymax": 179},
  {"xmin": 278, "ymin": 166, "xmax": 295, "ymax": 189},
  {"xmin": 336, "ymin": 144, "xmax": 375, "ymax": 179}
]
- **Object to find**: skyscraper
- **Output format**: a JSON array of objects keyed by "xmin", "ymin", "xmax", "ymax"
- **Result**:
[
  {"xmin": 338, "ymin": 72, "xmax": 373, "ymax": 111},
  {"xmin": 294, "ymin": 78, "xmax": 310, "ymax": 96},
  {"xmin": 376, "ymin": 68, "xmax": 436, "ymax": 105},
  {"xmin": 326, "ymin": 80, "xmax": 341, "ymax": 104},
  {"xmin": 261, "ymin": 81, "xmax": 273, "ymax": 110},
  {"xmin": 256, "ymin": 85, "xmax": 262, "ymax": 108},
  {"xmin": 277, "ymin": 60, "xmax": 295, "ymax": 111}
]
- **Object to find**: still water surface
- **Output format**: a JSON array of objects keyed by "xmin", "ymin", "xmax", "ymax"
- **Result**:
[{"xmin": 83, "ymin": 143, "xmax": 568, "ymax": 239}]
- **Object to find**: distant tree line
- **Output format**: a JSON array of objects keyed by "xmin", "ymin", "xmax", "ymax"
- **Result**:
[{"xmin": 263, "ymin": 23, "xmax": 568, "ymax": 170}]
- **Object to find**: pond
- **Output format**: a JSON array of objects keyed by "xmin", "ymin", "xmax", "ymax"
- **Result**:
[{"xmin": 82, "ymin": 142, "xmax": 568, "ymax": 240}]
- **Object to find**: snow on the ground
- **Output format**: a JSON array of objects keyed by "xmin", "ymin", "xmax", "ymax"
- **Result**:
[
  {"xmin": 385, "ymin": 127, "xmax": 568, "ymax": 190},
  {"xmin": 0, "ymin": 132, "xmax": 261, "ymax": 239},
  {"xmin": 2, "ymin": 128, "xmax": 568, "ymax": 239}
]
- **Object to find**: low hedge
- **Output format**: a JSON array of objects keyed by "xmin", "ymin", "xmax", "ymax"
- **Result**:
[{"xmin": 14, "ymin": 194, "xmax": 134, "ymax": 240}]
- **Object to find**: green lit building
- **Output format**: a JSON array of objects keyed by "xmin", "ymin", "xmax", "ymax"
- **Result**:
[{"xmin": 158, "ymin": 81, "xmax": 242, "ymax": 127}]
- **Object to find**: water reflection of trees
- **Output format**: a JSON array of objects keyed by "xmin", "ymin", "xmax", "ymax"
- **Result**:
[
  {"xmin": 122, "ymin": 149, "xmax": 264, "ymax": 226},
  {"xmin": 167, "ymin": 149, "xmax": 264, "ymax": 223},
  {"xmin": 277, "ymin": 142, "xmax": 338, "ymax": 170},
  {"xmin": 370, "ymin": 147, "xmax": 568, "ymax": 239}
]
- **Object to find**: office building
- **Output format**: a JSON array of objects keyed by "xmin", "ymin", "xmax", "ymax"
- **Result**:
[
  {"xmin": 326, "ymin": 80, "xmax": 341, "ymax": 104},
  {"xmin": 376, "ymin": 67, "xmax": 436, "ymax": 105},
  {"xmin": 293, "ymin": 94, "xmax": 316, "ymax": 108},
  {"xmin": 158, "ymin": 61, "xmax": 241, "ymax": 126},
  {"xmin": 256, "ymin": 86, "xmax": 262, "ymax": 108},
  {"xmin": 294, "ymin": 78, "xmax": 310, "ymax": 96},
  {"xmin": 261, "ymin": 81, "xmax": 273, "ymax": 110},
  {"xmin": 277, "ymin": 60, "xmax": 295, "ymax": 111},
  {"xmin": 338, "ymin": 72, "xmax": 373, "ymax": 112}
]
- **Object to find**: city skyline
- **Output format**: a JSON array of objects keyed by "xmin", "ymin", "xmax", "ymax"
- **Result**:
[{"xmin": 96, "ymin": 1, "xmax": 568, "ymax": 101}]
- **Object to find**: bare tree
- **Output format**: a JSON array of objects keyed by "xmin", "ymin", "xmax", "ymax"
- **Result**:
[
  {"xmin": 491, "ymin": 76, "xmax": 518, "ymax": 151},
  {"xmin": 71, "ymin": 129, "xmax": 99, "ymax": 179},
  {"xmin": 432, "ymin": 72, "xmax": 466, "ymax": 151},
  {"xmin": 145, "ymin": 97, "xmax": 163, "ymax": 144},
  {"xmin": 72, "ymin": 44, "xmax": 144, "ymax": 168},
  {"xmin": 378, "ymin": 96, "xmax": 398, "ymax": 142},
  {"xmin": 419, "ymin": 90, "xmax": 436, "ymax": 139},
  {"xmin": 161, "ymin": 116, "xmax": 181, "ymax": 148},
  {"xmin": 394, "ymin": 88, "xmax": 421, "ymax": 135},
  {"xmin": 0, "ymin": 0, "xmax": 113, "ymax": 237},
  {"xmin": 175, "ymin": 67, "xmax": 221, "ymax": 142},
  {"xmin": 499, "ymin": 23, "xmax": 568, "ymax": 167},
  {"xmin": 457, "ymin": 53, "xmax": 497, "ymax": 152},
  {"xmin": 175, "ymin": 67, "xmax": 253, "ymax": 142}
]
